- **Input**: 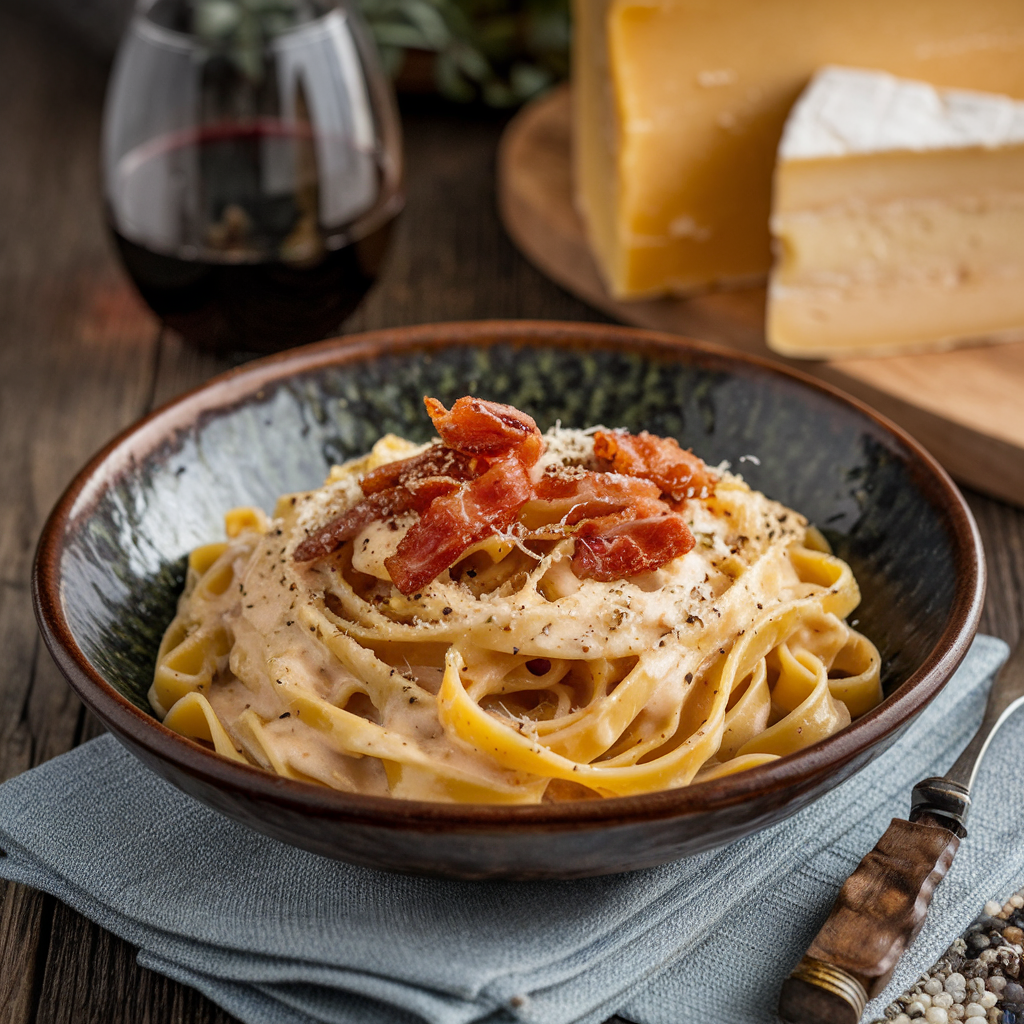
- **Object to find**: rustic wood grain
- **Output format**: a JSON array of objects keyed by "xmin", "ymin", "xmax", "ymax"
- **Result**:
[
  {"xmin": 34, "ymin": 901, "xmax": 238, "ymax": 1024},
  {"xmin": 1, "ymin": 4, "xmax": 1023, "ymax": 1024},
  {"xmin": 0, "ymin": 883, "xmax": 53, "ymax": 1024},
  {"xmin": 969, "ymin": 494, "xmax": 1024, "ymax": 647}
]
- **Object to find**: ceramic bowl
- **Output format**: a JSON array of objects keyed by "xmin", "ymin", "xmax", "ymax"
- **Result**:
[{"xmin": 33, "ymin": 321, "xmax": 984, "ymax": 879}]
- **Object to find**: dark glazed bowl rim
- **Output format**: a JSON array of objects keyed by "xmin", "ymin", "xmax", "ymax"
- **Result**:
[{"xmin": 33, "ymin": 320, "xmax": 986, "ymax": 832}]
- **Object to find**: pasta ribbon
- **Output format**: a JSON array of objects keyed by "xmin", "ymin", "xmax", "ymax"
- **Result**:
[
  {"xmin": 163, "ymin": 692, "xmax": 247, "ymax": 763},
  {"xmin": 151, "ymin": 420, "xmax": 882, "ymax": 803}
]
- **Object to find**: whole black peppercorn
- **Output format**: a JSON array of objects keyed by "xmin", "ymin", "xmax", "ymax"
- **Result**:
[
  {"xmin": 999, "ymin": 950, "xmax": 1023, "ymax": 979},
  {"xmin": 963, "ymin": 959, "xmax": 989, "ymax": 980},
  {"xmin": 1004, "ymin": 981, "xmax": 1024, "ymax": 1003}
]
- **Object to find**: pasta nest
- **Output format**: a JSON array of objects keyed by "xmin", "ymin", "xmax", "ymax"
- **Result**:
[{"xmin": 151, "ymin": 431, "xmax": 881, "ymax": 803}]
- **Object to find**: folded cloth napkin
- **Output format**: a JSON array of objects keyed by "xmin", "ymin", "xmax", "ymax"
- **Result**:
[{"xmin": 0, "ymin": 635, "xmax": 1020, "ymax": 1024}]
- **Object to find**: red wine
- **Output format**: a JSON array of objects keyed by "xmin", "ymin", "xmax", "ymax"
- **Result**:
[
  {"xmin": 111, "ymin": 221, "xmax": 393, "ymax": 353},
  {"xmin": 108, "ymin": 122, "xmax": 399, "ymax": 353}
]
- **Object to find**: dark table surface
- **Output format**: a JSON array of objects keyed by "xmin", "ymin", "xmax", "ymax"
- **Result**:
[{"xmin": 3, "ymin": 5, "xmax": 1024, "ymax": 1022}]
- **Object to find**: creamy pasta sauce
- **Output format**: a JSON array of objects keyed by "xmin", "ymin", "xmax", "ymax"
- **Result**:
[{"xmin": 151, "ymin": 401, "xmax": 881, "ymax": 803}]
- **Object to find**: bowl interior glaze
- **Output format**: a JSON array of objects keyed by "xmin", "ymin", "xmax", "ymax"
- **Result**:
[{"xmin": 35, "ymin": 322, "xmax": 984, "ymax": 878}]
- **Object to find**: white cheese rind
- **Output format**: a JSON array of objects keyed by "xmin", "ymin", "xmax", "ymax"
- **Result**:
[{"xmin": 780, "ymin": 66, "xmax": 1024, "ymax": 159}]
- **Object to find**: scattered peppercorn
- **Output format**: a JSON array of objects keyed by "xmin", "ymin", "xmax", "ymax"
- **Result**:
[{"xmin": 872, "ymin": 885, "xmax": 1024, "ymax": 1024}]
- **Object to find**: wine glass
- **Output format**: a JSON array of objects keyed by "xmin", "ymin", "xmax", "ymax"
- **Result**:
[{"xmin": 102, "ymin": 0, "xmax": 403, "ymax": 354}]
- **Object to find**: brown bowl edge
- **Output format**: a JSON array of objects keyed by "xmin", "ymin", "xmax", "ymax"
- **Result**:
[{"xmin": 32, "ymin": 320, "xmax": 986, "ymax": 833}]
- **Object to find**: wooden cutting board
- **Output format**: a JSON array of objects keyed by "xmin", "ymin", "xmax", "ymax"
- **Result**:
[{"xmin": 497, "ymin": 86, "xmax": 1024, "ymax": 509}]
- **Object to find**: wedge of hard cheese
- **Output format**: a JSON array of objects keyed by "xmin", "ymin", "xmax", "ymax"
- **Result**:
[
  {"xmin": 767, "ymin": 67, "xmax": 1024, "ymax": 359},
  {"xmin": 573, "ymin": 0, "xmax": 1024, "ymax": 300}
]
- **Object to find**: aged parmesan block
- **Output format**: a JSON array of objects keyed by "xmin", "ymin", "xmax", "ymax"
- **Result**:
[
  {"xmin": 767, "ymin": 67, "xmax": 1024, "ymax": 358},
  {"xmin": 572, "ymin": 0, "xmax": 1024, "ymax": 300}
]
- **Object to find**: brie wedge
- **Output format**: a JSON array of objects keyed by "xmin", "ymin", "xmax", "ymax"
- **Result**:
[{"xmin": 768, "ymin": 66, "xmax": 1024, "ymax": 358}]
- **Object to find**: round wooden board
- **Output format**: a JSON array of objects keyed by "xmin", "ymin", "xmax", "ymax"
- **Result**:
[{"xmin": 497, "ymin": 85, "xmax": 1024, "ymax": 509}]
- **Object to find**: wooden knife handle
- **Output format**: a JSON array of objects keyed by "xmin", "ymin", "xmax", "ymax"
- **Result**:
[{"xmin": 777, "ymin": 815, "xmax": 961, "ymax": 1024}]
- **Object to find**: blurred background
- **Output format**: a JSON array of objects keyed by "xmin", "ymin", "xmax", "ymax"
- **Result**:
[
  {"xmin": 17, "ymin": 0, "xmax": 571, "ymax": 106},
  {"xmin": 0, "ymin": 0, "xmax": 589, "ymax": 381}
]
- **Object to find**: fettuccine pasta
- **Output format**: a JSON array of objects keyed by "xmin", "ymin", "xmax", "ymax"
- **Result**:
[{"xmin": 151, "ymin": 397, "xmax": 881, "ymax": 802}]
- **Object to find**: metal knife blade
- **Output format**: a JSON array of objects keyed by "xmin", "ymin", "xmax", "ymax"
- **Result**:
[{"xmin": 911, "ymin": 638, "xmax": 1024, "ymax": 836}]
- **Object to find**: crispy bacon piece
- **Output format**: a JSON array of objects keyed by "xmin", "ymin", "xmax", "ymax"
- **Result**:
[
  {"xmin": 293, "ymin": 478, "xmax": 459, "ymax": 562},
  {"xmin": 528, "ymin": 470, "xmax": 693, "ymax": 580},
  {"xmin": 385, "ymin": 461, "xmax": 533, "ymax": 595},
  {"xmin": 381, "ymin": 398, "xmax": 545, "ymax": 593},
  {"xmin": 526, "ymin": 471, "xmax": 662, "ymax": 527},
  {"xmin": 296, "ymin": 397, "xmax": 705, "ymax": 589},
  {"xmin": 360, "ymin": 445, "xmax": 480, "ymax": 496},
  {"xmin": 425, "ymin": 397, "xmax": 542, "ymax": 466},
  {"xmin": 572, "ymin": 512, "xmax": 695, "ymax": 582},
  {"xmin": 593, "ymin": 430, "xmax": 715, "ymax": 502}
]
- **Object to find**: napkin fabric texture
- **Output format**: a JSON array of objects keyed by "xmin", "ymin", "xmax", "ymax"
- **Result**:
[{"xmin": 0, "ymin": 635, "xmax": 1020, "ymax": 1024}]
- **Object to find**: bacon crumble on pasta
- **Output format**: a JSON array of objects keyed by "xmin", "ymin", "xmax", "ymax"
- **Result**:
[{"xmin": 151, "ymin": 396, "xmax": 882, "ymax": 803}]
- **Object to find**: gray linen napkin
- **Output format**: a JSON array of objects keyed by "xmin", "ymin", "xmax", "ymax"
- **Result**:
[{"xmin": 0, "ymin": 635, "xmax": 1018, "ymax": 1024}]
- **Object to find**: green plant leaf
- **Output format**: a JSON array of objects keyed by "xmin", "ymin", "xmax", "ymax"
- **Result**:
[
  {"xmin": 194, "ymin": 0, "xmax": 242, "ymax": 38},
  {"xmin": 399, "ymin": 0, "xmax": 452, "ymax": 48},
  {"xmin": 434, "ymin": 51, "xmax": 476, "ymax": 102},
  {"xmin": 509, "ymin": 61, "xmax": 551, "ymax": 99},
  {"xmin": 371, "ymin": 23, "xmax": 440, "ymax": 49}
]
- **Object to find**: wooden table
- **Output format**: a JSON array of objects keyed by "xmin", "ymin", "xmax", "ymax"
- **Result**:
[{"xmin": 1, "ymin": 6, "xmax": 1022, "ymax": 1022}]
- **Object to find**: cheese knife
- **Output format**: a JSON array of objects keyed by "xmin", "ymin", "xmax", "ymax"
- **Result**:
[{"xmin": 777, "ymin": 640, "xmax": 1024, "ymax": 1024}]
